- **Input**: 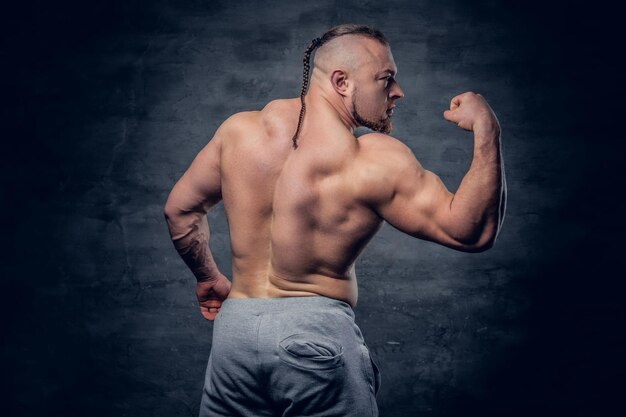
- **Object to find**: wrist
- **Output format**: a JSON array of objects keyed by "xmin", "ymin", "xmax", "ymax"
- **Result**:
[
  {"xmin": 195, "ymin": 268, "xmax": 223, "ymax": 283},
  {"xmin": 473, "ymin": 117, "xmax": 501, "ymax": 138}
]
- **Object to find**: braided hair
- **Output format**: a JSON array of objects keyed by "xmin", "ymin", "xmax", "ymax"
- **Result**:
[
  {"xmin": 292, "ymin": 37, "xmax": 321, "ymax": 149},
  {"xmin": 291, "ymin": 24, "xmax": 389, "ymax": 149}
]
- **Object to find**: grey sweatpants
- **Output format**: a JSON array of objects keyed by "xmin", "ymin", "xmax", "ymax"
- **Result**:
[{"xmin": 199, "ymin": 296, "xmax": 381, "ymax": 417}]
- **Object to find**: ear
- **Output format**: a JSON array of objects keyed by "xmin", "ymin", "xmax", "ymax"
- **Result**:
[{"xmin": 330, "ymin": 69, "xmax": 351, "ymax": 97}]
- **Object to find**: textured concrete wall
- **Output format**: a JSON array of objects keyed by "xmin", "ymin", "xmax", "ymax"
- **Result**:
[{"xmin": 2, "ymin": 0, "xmax": 623, "ymax": 416}]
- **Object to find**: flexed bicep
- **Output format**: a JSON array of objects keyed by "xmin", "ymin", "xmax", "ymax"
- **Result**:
[
  {"xmin": 362, "ymin": 138, "xmax": 473, "ymax": 251},
  {"xmin": 375, "ymin": 156, "xmax": 465, "ymax": 249}
]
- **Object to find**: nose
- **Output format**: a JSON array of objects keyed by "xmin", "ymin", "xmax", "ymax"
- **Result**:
[{"xmin": 390, "ymin": 81, "xmax": 404, "ymax": 100}]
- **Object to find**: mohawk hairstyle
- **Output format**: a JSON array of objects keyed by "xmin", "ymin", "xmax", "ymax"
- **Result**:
[{"xmin": 291, "ymin": 24, "xmax": 389, "ymax": 149}]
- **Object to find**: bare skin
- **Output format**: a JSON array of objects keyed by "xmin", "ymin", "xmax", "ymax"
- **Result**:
[{"xmin": 164, "ymin": 35, "xmax": 506, "ymax": 320}]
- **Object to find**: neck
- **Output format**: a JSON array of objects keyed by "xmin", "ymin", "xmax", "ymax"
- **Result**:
[{"xmin": 306, "ymin": 83, "xmax": 358, "ymax": 134}]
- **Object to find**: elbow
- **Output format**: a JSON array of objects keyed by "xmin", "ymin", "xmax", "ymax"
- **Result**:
[
  {"xmin": 164, "ymin": 190, "xmax": 188, "ymax": 222},
  {"xmin": 462, "ymin": 236, "xmax": 495, "ymax": 253},
  {"xmin": 452, "ymin": 226, "xmax": 498, "ymax": 253},
  {"xmin": 163, "ymin": 201, "xmax": 178, "ymax": 223},
  {"xmin": 163, "ymin": 202, "xmax": 197, "ymax": 243},
  {"xmin": 163, "ymin": 198, "xmax": 189, "ymax": 226},
  {"xmin": 455, "ymin": 237, "xmax": 495, "ymax": 253}
]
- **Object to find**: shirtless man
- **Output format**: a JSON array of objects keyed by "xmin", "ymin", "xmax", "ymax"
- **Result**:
[{"xmin": 164, "ymin": 24, "xmax": 505, "ymax": 417}]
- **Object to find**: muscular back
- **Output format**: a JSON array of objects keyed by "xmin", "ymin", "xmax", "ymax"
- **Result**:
[{"xmin": 219, "ymin": 99, "xmax": 384, "ymax": 306}]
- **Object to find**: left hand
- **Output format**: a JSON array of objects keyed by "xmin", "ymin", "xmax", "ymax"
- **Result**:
[
  {"xmin": 196, "ymin": 273, "xmax": 231, "ymax": 321},
  {"xmin": 443, "ymin": 92, "xmax": 499, "ymax": 133}
]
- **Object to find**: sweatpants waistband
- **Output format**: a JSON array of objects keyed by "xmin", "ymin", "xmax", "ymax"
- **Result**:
[{"xmin": 220, "ymin": 296, "xmax": 354, "ymax": 318}]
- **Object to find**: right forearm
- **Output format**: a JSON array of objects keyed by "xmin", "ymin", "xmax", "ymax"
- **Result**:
[{"xmin": 164, "ymin": 210, "xmax": 221, "ymax": 282}]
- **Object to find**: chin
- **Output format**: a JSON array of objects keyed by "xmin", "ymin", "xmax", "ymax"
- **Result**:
[
  {"xmin": 375, "ymin": 118, "xmax": 392, "ymax": 134},
  {"xmin": 352, "ymin": 104, "xmax": 393, "ymax": 134}
]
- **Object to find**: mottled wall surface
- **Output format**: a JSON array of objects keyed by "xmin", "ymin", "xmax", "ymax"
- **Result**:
[{"xmin": 2, "ymin": 0, "xmax": 623, "ymax": 416}]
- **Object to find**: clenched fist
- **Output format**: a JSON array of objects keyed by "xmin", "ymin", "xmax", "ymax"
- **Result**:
[{"xmin": 443, "ymin": 92, "xmax": 500, "ymax": 134}]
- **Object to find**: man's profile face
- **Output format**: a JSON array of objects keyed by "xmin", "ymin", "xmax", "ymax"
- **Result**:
[{"xmin": 350, "ymin": 43, "xmax": 403, "ymax": 134}]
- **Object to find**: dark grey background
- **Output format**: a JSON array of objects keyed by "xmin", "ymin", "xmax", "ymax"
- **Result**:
[{"xmin": 2, "ymin": 0, "xmax": 623, "ymax": 416}]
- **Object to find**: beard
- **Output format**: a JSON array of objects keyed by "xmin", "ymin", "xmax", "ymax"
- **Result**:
[{"xmin": 352, "ymin": 94, "xmax": 392, "ymax": 134}]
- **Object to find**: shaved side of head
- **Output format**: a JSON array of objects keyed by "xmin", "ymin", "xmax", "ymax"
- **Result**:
[{"xmin": 312, "ymin": 35, "xmax": 382, "ymax": 79}]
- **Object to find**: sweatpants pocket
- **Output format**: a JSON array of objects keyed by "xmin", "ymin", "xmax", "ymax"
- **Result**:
[{"xmin": 278, "ymin": 333, "xmax": 344, "ymax": 370}]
